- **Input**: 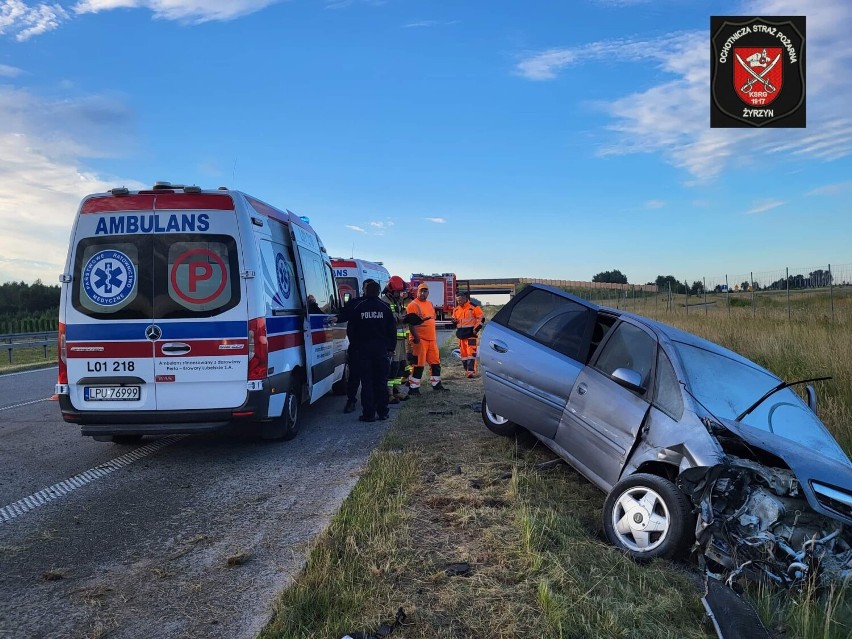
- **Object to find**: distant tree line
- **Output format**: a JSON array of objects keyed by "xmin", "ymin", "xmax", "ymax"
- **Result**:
[{"xmin": 0, "ymin": 280, "xmax": 60, "ymax": 333}]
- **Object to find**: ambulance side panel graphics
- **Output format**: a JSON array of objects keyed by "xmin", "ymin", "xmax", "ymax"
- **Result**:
[{"xmin": 257, "ymin": 213, "xmax": 305, "ymax": 419}]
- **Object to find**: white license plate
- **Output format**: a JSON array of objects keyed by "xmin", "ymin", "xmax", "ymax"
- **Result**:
[{"xmin": 84, "ymin": 386, "xmax": 141, "ymax": 401}]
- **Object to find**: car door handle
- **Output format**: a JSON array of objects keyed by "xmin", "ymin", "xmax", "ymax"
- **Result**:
[
  {"xmin": 577, "ymin": 383, "xmax": 587, "ymax": 395},
  {"xmin": 489, "ymin": 340, "xmax": 508, "ymax": 353}
]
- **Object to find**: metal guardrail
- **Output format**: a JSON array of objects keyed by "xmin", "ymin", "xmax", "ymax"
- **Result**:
[
  {"xmin": 0, "ymin": 332, "xmax": 58, "ymax": 365},
  {"xmin": 0, "ymin": 331, "xmax": 57, "ymax": 344}
]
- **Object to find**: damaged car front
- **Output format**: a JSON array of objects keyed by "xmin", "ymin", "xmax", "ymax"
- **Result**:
[{"xmin": 668, "ymin": 336, "xmax": 852, "ymax": 588}]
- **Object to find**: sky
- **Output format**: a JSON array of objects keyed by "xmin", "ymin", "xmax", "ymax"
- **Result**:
[{"xmin": 0, "ymin": 0, "xmax": 850, "ymax": 291}]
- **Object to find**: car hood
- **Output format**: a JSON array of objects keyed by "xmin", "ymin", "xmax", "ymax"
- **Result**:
[{"xmin": 718, "ymin": 417, "xmax": 852, "ymax": 525}]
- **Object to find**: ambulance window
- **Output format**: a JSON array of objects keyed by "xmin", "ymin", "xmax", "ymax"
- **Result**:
[
  {"xmin": 302, "ymin": 254, "xmax": 331, "ymax": 313},
  {"xmin": 336, "ymin": 277, "xmax": 358, "ymax": 304},
  {"xmin": 324, "ymin": 263, "xmax": 340, "ymax": 313},
  {"xmin": 154, "ymin": 235, "xmax": 241, "ymax": 319},
  {"xmin": 72, "ymin": 236, "xmax": 152, "ymax": 319}
]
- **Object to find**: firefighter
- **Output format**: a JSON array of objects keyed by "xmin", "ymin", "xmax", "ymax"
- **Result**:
[
  {"xmin": 382, "ymin": 276, "xmax": 412, "ymax": 402},
  {"xmin": 451, "ymin": 292, "xmax": 485, "ymax": 378},
  {"xmin": 346, "ymin": 280, "xmax": 396, "ymax": 422},
  {"xmin": 404, "ymin": 282, "xmax": 448, "ymax": 394}
]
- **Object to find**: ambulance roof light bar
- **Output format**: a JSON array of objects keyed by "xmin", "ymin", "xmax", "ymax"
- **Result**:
[{"xmin": 148, "ymin": 181, "xmax": 203, "ymax": 194}]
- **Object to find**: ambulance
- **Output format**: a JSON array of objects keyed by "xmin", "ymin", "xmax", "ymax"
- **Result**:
[
  {"xmin": 330, "ymin": 258, "xmax": 390, "ymax": 303},
  {"xmin": 55, "ymin": 182, "xmax": 347, "ymax": 443}
]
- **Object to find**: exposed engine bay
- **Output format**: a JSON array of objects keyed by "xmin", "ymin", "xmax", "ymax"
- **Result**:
[{"xmin": 680, "ymin": 456, "xmax": 852, "ymax": 589}]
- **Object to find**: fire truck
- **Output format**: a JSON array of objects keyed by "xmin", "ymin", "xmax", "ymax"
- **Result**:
[{"xmin": 410, "ymin": 273, "xmax": 457, "ymax": 320}]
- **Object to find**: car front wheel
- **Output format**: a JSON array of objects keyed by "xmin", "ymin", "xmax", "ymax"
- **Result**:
[
  {"xmin": 481, "ymin": 397, "xmax": 518, "ymax": 437},
  {"xmin": 603, "ymin": 473, "xmax": 692, "ymax": 560}
]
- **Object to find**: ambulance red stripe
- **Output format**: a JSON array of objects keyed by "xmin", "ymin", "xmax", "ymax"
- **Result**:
[
  {"xmin": 157, "ymin": 339, "xmax": 248, "ymax": 357},
  {"xmin": 67, "ymin": 342, "xmax": 153, "ymax": 358},
  {"xmin": 80, "ymin": 193, "xmax": 234, "ymax": 213},
  {"xmin": 269, "ymin": 333, "xmax": 304, "ymax": 351}
]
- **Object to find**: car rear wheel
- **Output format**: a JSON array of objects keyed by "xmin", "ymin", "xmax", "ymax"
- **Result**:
[
  {"xmin": 603, "ymin": 473, "xmax": 692, "ymax": 560},
  {"xmin": 481, "ymin": 397, "xmax": 518, "ymax": 437},
  {"xmin": 262, "ymin": 379, "xmax": 302, "ymax": 441}
]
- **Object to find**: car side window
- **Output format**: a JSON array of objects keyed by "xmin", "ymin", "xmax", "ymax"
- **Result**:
[
  {"xmin": 504, "ymin": 289, "xmax": 593, "ymax": 361},
  {"xmin": 594, "ymin": 322, "xmax": 656, "ymax": 392},
  {"xmin": 653, "ymin": 349, "xmax": 684, "ymax": 420}
]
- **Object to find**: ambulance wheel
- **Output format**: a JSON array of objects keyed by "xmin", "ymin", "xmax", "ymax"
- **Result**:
[
  {"xmin": 111, "ymin": 435, "xmax": 143, "ymax": 445},
  {"xmin": 263, "ymin": 380, "xmax": 302, "ymax": 441}
]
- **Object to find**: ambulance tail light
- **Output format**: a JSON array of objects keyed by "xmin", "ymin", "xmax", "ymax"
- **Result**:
[
  {"xmin": 248, "ymin": 317, "xmax": 268, "ymax": 380},
  {"xmin": 58, "ymin": 322, "xmax": 68, "ymax": 385}
]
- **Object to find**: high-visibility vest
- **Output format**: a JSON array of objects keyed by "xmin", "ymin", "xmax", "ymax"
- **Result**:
[{"xmin": 452, "ymin": 302, "xmax": 483, "ymax": 329}]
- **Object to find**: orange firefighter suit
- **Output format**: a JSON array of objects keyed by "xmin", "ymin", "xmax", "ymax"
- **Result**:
[
  {"xmin": 404, "ymin": 284, "xmax": 446, "ymax": 392},
  {"xmin": 452, "ymin": 299, "xmax": 484, "ymax": 377}
]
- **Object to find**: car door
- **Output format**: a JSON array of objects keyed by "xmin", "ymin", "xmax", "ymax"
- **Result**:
[
  {"xmin": 480, "ymin": 285, "xmax": 597, "ymax": 439},
  {"xmin": 557, "ymin": 319, "xmax": 656, "ymax": 489}
]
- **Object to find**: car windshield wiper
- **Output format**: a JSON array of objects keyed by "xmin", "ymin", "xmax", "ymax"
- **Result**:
[{"xmin": 735, "ymin": 376, "xmax": 832, "ymax": 422}]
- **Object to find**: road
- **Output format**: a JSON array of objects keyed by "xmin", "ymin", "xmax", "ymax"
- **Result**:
[{"xmin": 0, "ymin": 366, "xmax": 392, "ymax": 639}]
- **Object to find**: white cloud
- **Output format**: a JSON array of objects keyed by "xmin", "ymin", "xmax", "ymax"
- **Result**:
[
  {"xmin": 404, "ymin": 20, "xmax": 457, "ymax": 29},
  {"xmin": 644, "ymin": 199, "xmax": 665, "ymax": 209},
  {"xmin": 806, "ymin": 181, "xmax": 852, "ymax": 196},
  {"xmin": 0, "ymin": 63, "xmax": 23, "ymax": 77},
  {"xmin": 369, "ymin": 221, "xmax": 384, "ymax": 228},
  {"xmin": 517, "ymin": 0, "xmax": 852, "ymax": 181},
  {"xmin": 0, "ymin": 0, "xmax": 287, "ymax": 39},
  {"xmin": 0, "ymin": 86, "xmax": 143, "ymax": 283},
  {"xmin": 73, "ymin": 0, "xmax": 285, "ymax": 23},
  {"xmin": 745, "ymin": 199, "xmax": 784, "ymax": 214},
  {"xmin": 425, "ymin": 217, "xmax": 446, "ymax": 223},
  {"xmin": 0, "ymin": 1, "xmax": 69, "ymax": 41},
  {"xmin": 345, "ymin": 224, "xmax": 366, "ymax": 232}
]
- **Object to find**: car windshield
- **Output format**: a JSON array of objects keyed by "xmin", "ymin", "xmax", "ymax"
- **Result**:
[{"xmin": 673, "ymin": 341, "xmax": 849, "ymax": 463}]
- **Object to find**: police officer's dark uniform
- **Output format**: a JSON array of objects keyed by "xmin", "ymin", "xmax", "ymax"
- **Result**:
[
  {"xmin": 339, "ymin": 279, "xmax": 378, "ymax": 414},
  {"xmin": 347, "ymin": 281, "xmax": 396, "ymax": 422}
]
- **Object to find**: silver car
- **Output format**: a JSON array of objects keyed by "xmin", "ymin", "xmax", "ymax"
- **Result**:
[{"xmin": 480, "ymin": 284, "xmax": 852, "ymax": 586}]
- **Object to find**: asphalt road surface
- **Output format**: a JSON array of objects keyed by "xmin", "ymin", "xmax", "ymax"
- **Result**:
[{"xmin": 0, "ymin": 366, "xmax": 393, "ymax": 639}]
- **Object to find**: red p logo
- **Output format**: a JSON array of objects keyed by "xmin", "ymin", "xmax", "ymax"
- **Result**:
[{"xmin": 189, "ymin": 262, "xmax": 213, "ymax": 292}]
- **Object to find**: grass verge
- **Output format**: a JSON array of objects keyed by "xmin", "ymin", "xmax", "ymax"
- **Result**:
[{"xmin": 260, "ymin": 348, "xmax": 711, "ymax": 639}]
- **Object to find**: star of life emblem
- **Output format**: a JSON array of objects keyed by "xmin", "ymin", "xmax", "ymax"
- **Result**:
[
  {"xmin": 276, "ymin": 253, "xmax": 291, "ymax": 299},
  {"xmin": 82, "ymin": 249, "xmax": 136, "ymax": 307}
]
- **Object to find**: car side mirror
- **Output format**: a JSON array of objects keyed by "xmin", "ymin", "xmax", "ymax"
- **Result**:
[
  {"xmin": 806, "ymin": 384, "xmax": 818, "ymax": 415},
  {"xmin": 611, "ymin": 367, "xmax": 645, "ymax": 394}
]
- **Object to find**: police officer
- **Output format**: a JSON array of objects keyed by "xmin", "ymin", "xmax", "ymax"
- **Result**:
[
  {"xmin": 347, "ymin": 279, "xmax": 397, "ymax": 422},
  {"xmin": 339, "ymin": 278, "xmax": 378, "ymax": 413}
]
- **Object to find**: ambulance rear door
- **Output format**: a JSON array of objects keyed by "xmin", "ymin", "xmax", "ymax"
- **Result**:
[
  {"xmin": 151, "ymin": 194, "xmax": 249, "ymax": 410},
  {"xmin": 64, "ymin": 199, "xmax": 157, "ymax": 413}
]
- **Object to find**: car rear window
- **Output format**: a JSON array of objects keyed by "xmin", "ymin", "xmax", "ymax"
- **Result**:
[{"xmin": 498, "ymin": 288, "xmax": 594, "ymax": 361}]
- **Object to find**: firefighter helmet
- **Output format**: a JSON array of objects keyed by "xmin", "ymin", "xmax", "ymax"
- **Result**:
[{"xmin": 388, "ymin": 275, "xmax": 408, "ymax": 293}]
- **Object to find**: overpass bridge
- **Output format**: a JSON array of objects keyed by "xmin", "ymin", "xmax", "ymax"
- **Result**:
[{"xmin": 457, "ymin": 278, "xmax": 656, "ymax": 297}]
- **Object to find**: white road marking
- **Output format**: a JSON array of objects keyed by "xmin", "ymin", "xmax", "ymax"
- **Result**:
[
  {"xmin": 0, "ymin": 435, "xmax": 185, "ymax": 524},
  {"xmin": 0, "ymin": 397, "xmax": 52, "ymax": 412},
  {"xmin": 0, "ymin": 365, "xmax": 58, "ymax": 378}
]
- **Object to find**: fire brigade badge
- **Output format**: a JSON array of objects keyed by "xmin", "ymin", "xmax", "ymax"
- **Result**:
[{"xmin": 711, "ymin": 16, "xmax": 805, "ymax": 128}]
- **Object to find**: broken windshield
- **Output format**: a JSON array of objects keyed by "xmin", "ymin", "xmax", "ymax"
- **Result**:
[{"xmin": 673, "ymin": 341, "xmax": 849, "ymax": 464}]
